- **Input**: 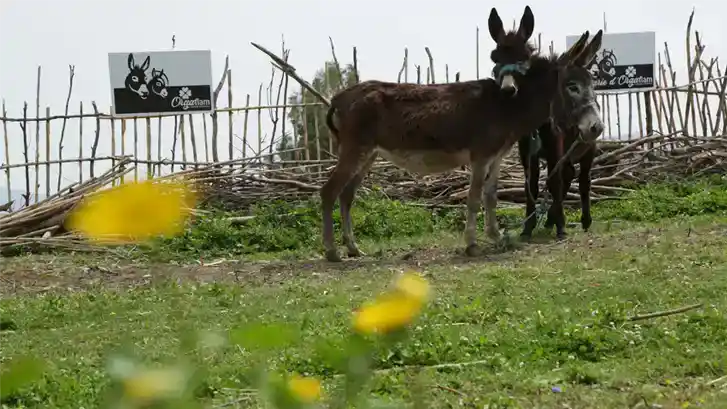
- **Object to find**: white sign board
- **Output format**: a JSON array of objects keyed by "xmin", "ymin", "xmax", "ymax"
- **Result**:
[
  {"xmin": 565, "ymin": 31, "xmax": 656, "ymax": 92},
  {"xmin": 108, "ymin": 50, "xmax": 213, "ymax": 117}
]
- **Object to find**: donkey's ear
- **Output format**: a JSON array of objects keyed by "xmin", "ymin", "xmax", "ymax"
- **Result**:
[
  {"xmin": 558, "ymin": 31, "xmax": 589, "ymax": 65},
  {"xmin": 573, "ymin": 30, "xmax": 603, "ymax": 67},
  {"xmin": 517, "ymin": 6, "xmax": 535, "ymax": 41},
  {"xmin": 127, "ymin": 53, "xmax": 135, "ymax": 71},
  {"xmin": 140, "ymin": 56, "xmax": 151, "ymax": 71},
  {"xmin": 488, "ymin": 8, "xmax": 505, "ymax": 43}
]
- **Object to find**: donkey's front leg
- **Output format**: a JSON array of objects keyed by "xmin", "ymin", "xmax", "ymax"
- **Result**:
[
  {"xmin": 483, "ymin": 156, "xmax": 503, "ymax": 241},
  {"xmin": 578, "ymin": 147, "xmax": 596, "ymax": 232},
  {"xmin": 464, "ymin": 160, "xmax": 487, "ymax": 257}
]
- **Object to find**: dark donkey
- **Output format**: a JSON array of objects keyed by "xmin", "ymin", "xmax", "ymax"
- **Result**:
[
  {"xmin": 490, "ymin": 13, "xmax": 605, "ymax": 239},
  {"xmin": 318, "ymin": 8, "xmax": 604, "ymax": 262}
]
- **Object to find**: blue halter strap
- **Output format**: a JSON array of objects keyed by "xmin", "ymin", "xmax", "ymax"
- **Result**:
[{"xmin": 492, "ymin": 62, "xmax": 530, "ymax": 85}]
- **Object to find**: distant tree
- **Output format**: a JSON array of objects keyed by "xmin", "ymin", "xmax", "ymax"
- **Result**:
[{"xmin": 277, "ymin": 61, "xmax": 358, "ymax": 161}]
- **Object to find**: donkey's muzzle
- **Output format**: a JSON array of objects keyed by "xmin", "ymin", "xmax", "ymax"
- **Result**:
[
  {"xmin": 587, "ymin": 122, "xmax": 604, "ymax": 140},
  {"xmin": 500, "ymin": 75, "xmax": 518, "ymax": 96},
  {"xmin": 579, "ymin": 118, "xmax": 605, "ymax": 142}
]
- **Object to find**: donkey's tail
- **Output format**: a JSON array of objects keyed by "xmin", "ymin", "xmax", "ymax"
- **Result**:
[{"xmin": 325, "ymin": 105, "xmax": 339, "ymax": 140}]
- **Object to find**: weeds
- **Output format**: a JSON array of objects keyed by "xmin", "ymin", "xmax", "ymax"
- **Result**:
[{"xmin": 143, "ymin": 177, "xmax": 727, "ymax": 261}]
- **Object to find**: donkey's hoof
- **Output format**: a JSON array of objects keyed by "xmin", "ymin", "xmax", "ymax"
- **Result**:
[
  {"xmin": 555, "ymin": 231, "xmax": 568, "ymax": 241},
  {"xmin": 465, "ymin": 244, "xmax": 482, "ymax": 257},
  {"xmin": 325, "ymin": 249, "xmax": 343, "ymax": 262},
  {"xmin": 347, "ymin": 247, "xmax": 365, "ymax": 258}
]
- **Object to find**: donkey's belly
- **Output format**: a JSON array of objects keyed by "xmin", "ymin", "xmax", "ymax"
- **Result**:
[{"xmin": 376, "ymin": 148, "xmax": 470, "ymax": 175}]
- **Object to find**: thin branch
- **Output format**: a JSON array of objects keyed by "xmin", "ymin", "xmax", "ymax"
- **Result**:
[
  {"xmin": 628, "ymin": 303, "xmax": 703, "ymax": 322},
  {"xmin": 250, "ymin": 42, "xmax": 330, "ymax": 106}
]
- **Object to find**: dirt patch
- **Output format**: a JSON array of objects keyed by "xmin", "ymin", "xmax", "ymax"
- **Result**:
[
  {"xmin": 4, "ymin": 219, "xmax": 701, "ymax": 297},
  {"xmin": 0, "ymin": 237, "xmax": 553, "ymax": 296}
]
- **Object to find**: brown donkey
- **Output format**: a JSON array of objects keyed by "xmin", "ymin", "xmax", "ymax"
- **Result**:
[{"xmin": 319, "ymin": 9, "xmax": 603, "ymax": 262}]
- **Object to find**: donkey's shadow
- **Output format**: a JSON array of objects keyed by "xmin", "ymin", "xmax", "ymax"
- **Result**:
[
  {"xmin": 303, "ymin": 237, "xmax": 527, "ymax": 274},
  {"xmin": 316, "ymin": 228, "xmax": 573, "ymax": 273}
]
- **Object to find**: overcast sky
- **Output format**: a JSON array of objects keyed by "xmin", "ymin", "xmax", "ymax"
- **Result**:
[{"xmin": 1, "ymin": 0, "xmax": 724, "ymax": 199}]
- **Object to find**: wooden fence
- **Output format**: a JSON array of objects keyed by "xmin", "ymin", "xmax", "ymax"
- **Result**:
[
  {"xmin": 2, "ymin": 13, "xmax": 726, "ymax": 213},
  {"xmin": 0, "ymin": 56, "xmax": 333, "ymax": 209}
]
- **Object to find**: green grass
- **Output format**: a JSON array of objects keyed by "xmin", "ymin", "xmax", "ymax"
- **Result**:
[
  {"xmin": 120, "ymin": 174, "xmax": 727, "ymax": 263},
  {"xmin": 2, "ymin": 178, "xmax": 727, "ymax": 408}
]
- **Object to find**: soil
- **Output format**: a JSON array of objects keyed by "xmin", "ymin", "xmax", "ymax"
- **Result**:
[{"xmin": 0, "ymin": 238, "xmax": 562, "ymax": 297}]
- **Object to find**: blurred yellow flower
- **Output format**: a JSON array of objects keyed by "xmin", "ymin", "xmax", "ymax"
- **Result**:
[
  {"xmin": 287, "ymin": 374, "xmax": 322, "ymax": 403},
  {"xmin": 122, "ymin": 367, "xmax": 187, "ymax": 403},
  {"xmin": 353, "ymin": 272, "xmax": 431, "ymax": 335},
  {"xmin": 353, "ymin": 294, "xmax": 422, "ymax": 334},
  {"xmin": 394, "ymin": 271, "xmax": 431, "ymax": 301},
  {"xmin": 66, "ymin": 179, "xmax": 197, "ymax": 244}
]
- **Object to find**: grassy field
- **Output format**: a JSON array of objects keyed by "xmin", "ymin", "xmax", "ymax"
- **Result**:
[{"xmin": 2, "ymin": 180, "xmax": 727, "ymax": 408}]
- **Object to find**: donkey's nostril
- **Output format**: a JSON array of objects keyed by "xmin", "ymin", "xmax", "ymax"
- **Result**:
[{"xmin": 590, "ymin": 123, "xmax": 604, "ymax": 136}]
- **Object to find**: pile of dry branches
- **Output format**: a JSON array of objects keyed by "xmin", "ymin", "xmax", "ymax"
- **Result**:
[
  {"xmin": 1, "ymin": 132, "xmax": 725, "ymax": 248},
  {"xmin": 198, "ymin": 131, "xmax": 727, "ymax": 210},
  {"xmin": 0, "ymin": 159, "xmax": 133, "ymax": 250}
]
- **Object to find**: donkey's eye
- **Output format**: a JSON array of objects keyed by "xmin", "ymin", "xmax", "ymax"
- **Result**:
[
  {"xmin": 566, "ymin": 83, "xmax": 580, "ymax": 94},
  {"xmin": 131, "ymin": 76, "xmax": 139, "ymax": 82}
]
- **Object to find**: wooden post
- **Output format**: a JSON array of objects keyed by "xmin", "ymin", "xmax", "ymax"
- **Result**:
[
  {"xmin": 78, "ymin": 102, "xmax": 83, "ymax": 183},
  {"xmin": 188, "ymin": 114, "xmax": 198, "ymax": 169},
  {"xmin": 2, "ymin": 101, "xmax": 10, "ymax": 206},
  {"xmin": 242, "ymin": 94, "xmax": 251, "ymax": 159},
  {"xmin": 644, "ymin": 91, "xmax": 654, "ymax": 150},
  {"xmin": 34, "ymin": 66, "xmax": 41, "ymax": 203},
  {"xmin": 145, "ymin": 117, "xmax": 152, "ymax": 179},
  {"xmin": 227, "ymin": 68, "xmax": 234, "ymax": 165},
  {"xmin": 44, "ymin": 107, "xmax": 51, "ymax": 198},
  {"xmin": 110, "ymin": 109, "xmax": 116, "ymax": 185},
  {"xmin": 133, "ymin": 118, "xmax": 139, "ymax": 181}
]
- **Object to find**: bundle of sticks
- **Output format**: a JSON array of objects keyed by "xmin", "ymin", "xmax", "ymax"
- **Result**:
[
  {"xmin": 200, "ymin": 133, "xmax": 727, "ymax": 210},
  {"xmin": 0, "ymin": 159, "xmax": 134, "ymax": 250},
  {"xmin": 1, "ymin": 133, "xmax": 725, "ymax": 248}
]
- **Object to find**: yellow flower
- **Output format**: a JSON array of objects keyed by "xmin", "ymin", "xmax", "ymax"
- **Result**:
[
  {"xmin": 393, "ymin": 272, "xmax": 431, "ymax": 301},
  {"xmin": 122, "ymin": 367, "xmax": 187, "ymax": 403},
  {"xmin": 287, "ymin": 374, "xmax": 322, "ymax": 403},
  {"xmin": 66, "ymin": 179, "xmax": 197, "ymax": 244},
  {"xmin": 353, "ymin": 272, "xmax": 431, "ymax": 335},
  {"xmin": 353, "ymin": 294, "xmax": 423, "ymax": 334}
]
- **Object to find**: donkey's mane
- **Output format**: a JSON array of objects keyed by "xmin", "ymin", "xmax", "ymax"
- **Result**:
[
  {"xmin": 526, "ymin": 45, "xmax": 569, "ymax": 70},
  {"xmin": 522, "ymin": 52, "xmax": 558, "ymax": 74}
]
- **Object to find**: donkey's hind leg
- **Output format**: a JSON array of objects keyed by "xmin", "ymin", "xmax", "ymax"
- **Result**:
[
  {"xmin": 340, "ymin": 153, "xmax": 377, "ymax": 258},
  {"xmin": 320, "ymin": 147, "xmax": 368, "ymax": 262}
]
